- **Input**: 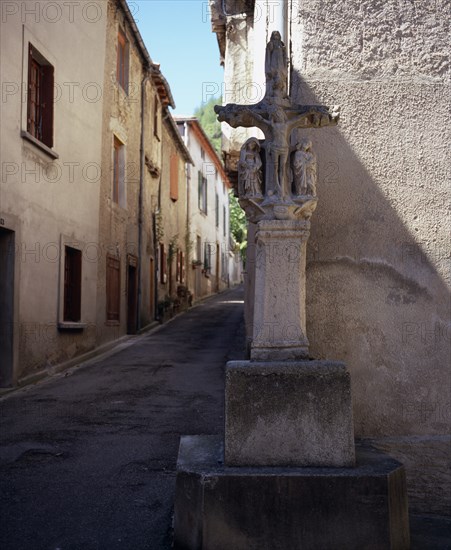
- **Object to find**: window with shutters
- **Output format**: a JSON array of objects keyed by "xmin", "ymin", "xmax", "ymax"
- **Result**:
[
  {"xmin": 170, "ymin": 153, "xmax": 179, "ymax": 201},
  {"xmin": 113, "ymin": 136, "xmax": 126, "ymax": 207},
  {"xmin": 27, "ymin": 44, "xmax": 54, "ymax": 148},
  {"xmin": 215, "ymin": 193, "xmax": 219, "ymax": 227},
  {"xmin": 198, "ymin": 171, "xmax": 207, "ymax": 214},
  {"xmin": 154, "ymin": 96, "xmax": 159, "ymax": 138},
  {"xmin": 106, "ymin": 255, "xmax": 120, "ymax": 322},
  {"xmin": 63, "ymin": 247, "xmax": 82, "ymax": 322},
  {"xmin": 117, "ymin": 28, "xmax": 129, "ymax": 93},
  {"xmin": 204, "ymin": 242, "xmax": 212, "ymax": 273}
]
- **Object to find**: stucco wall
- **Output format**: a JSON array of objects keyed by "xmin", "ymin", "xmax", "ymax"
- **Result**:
[
  {"xmin": 185, "ymin": 125, "xmax": 231, "ymax": 300},
  {"xmin": 215, "ymin": 0, "xmax": 450, "ymax": 515},
  {"xmin": 0, "ymin": 1, "xmax": 107, "ymax": 381},
  {"xmin": 290, "ymin": 0, "xmax": 450, "ymax": 515}
]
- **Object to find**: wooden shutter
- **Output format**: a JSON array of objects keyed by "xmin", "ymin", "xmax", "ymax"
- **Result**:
[
  {"xmin": 41, "ymin": 64, "xmax": 54, "ymax": 147},
  {"xmin": 64, "ymin": 247, "xmax": 82, "ymax": 322}
]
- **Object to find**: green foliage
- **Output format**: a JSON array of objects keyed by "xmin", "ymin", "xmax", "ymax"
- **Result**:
[
  {"xmin": 194, "ymin": 96, "xmax": 222, "ymax": 156},
  {"xmin": 229, "ymin": 192, "xmax": 247, "ymax": 261}
]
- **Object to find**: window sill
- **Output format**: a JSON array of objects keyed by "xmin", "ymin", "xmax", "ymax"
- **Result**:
[
  {"xmin": 21, "ymin": 131, "xmax": 59, "ymax": 159},
  {"xmin": 58, "ymin": 322, "xmax": 86, "ymax": 331}
]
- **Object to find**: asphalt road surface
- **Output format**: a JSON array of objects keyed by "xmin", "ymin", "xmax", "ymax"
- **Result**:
[
  {"xmin": 1, "ymin": 285, "xmax": 449, "ymax": 549},
  {"xmin": 0, "ymin": 287, "xmax": 245, "ymax": 550}
]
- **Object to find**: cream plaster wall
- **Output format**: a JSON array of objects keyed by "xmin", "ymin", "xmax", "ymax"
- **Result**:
[
  {"xmin": 214, "ymin": 0, "xmax": 450, "ymax": 515},
  {"xmin": 0, "ymin": 1, "xmax": 107, "ymax": 381},
  {"xmin": 185, "ymin": 125, "xmax": 231, "ymax": 300}
]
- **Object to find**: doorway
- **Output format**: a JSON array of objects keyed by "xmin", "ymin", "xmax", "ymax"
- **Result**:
[
  {"xmin": 149, "ymin": 257, "xmax": 155, "ymax": 320},
  {"xmin": 0, "ymin": 228, "xmax": 15, "ymax": 387},
  {"xmin": 127, "ymin": 256, "xmax": 138, "ymax": 334}
]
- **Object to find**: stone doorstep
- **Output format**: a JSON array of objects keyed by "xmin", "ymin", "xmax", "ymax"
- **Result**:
[
  {"xmin": 173, "ymin": 435, "xmax": 410, "ymax": 550},
  {"xmin": 225, "ymin": 360, "xmax": 356, "ymax": 467}
]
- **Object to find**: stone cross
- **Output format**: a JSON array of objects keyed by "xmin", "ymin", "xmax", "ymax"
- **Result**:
[
  {"xmin": 215, "ymin": 30, "xmax": 339, "ymax": 223},
  {"xmin": 215, "ymin": 31, "xmax": 340, "ymax": 361}
]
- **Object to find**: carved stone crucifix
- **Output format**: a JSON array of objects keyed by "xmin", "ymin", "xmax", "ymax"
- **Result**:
[
  {"xmin": 215, "ymin": 31, "xmax": 339, "ymax": 222},
  {"xmin": 215, "ymin": 31, "xmax": 340, "ymax": 361}
]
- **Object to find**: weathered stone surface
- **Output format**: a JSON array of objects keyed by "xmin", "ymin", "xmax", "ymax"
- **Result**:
[
  {"xmin": 249, "ymin": 219, "xmax": 311, "ymax": 361},
  {"xmin": 174, "ymin": 435, "xmax": 410, "ymax": 550},
  {"xmin": 225, "ymin": 360, "xmax": 355, "ymax": 467}
]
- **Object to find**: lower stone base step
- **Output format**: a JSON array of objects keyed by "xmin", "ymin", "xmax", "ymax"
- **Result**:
[{"xmin": 173, "ymin": 435, "xmax": 410, "ymax": 550}]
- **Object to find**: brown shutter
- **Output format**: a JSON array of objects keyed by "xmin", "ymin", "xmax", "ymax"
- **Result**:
[
  {"xmin": 41, "ymin": 64, "xmax": 54, "ymax": 148},
  {"xmin": 106, "ymin": 255, "xmax": 120, "ymax": 321}
]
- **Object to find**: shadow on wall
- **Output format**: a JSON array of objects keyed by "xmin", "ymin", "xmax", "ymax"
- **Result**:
[{"xmin": 290, "ymin": 72, "xmax": 450, "ymax": 515}]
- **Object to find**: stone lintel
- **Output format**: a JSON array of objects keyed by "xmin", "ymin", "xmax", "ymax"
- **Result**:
[
  {"xmin": 173, "ymin": 435, "xmax": 410, "ymax": 550},
  {"xmin": 225, "ymin": 360, "xmax": 355, "ymax": 467}
]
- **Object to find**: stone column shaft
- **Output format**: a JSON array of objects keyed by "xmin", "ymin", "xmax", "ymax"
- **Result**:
[{"xmin": 250, "ymin": 218, "xmax": 310, "ymax": 361}]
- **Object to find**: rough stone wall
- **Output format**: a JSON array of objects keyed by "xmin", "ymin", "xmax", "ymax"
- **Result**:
[
  {"xmin": 96, "ymin": 0, "xmax": 149, "ymax": 343},
  {"xmin": 288, "ymin": 0, "xmax": 450, "ymax": 515}
]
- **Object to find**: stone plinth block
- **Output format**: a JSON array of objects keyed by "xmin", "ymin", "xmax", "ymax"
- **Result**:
[
  {"xmin": 225, "ymin": 360, "xmax": 355, "ymax": 467},
  {"xmin": 173, "ymin": 436, "xmax": 410, "ymax": 550}
]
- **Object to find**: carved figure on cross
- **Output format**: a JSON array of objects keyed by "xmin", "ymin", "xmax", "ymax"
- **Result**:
[{"xmin": 215, "ymin": 31, "xmax": 339, "ymax": 203}]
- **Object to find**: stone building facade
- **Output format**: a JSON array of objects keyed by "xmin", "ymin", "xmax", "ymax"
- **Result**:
[
  {"xmin": 210, "ymin": 0, "xmax": 450, "ymax": 515},
  {"xmin": 0, "ymin": 0, "xmax": 193, "ymax": 386},
  {"xmin": 175, "ymin": 118, "xmax": 239, "ymax": 302},
  {"xmin": 96, "ymin": 0, "xmax": 192, "ymax": 341},
  {"xmin": 0, "ymin": 0, "xmax": 108, "ymax": 386}
]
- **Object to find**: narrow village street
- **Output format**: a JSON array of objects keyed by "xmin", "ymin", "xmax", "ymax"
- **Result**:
[{"xmin": 0, "ymin": 287, "xmax": 245, "ymax": 550}]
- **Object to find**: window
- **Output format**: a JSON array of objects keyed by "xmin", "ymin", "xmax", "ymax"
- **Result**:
[
  {"xmin": 113, "ymin": 136, "xmax": 125, "ymax": 206},
  {"xmin": 154, "ymin": 96, "xmax": 159, "ymax": 138},
  {"xmin": 117, "ymin": 28, "xmax": 129, "ymax": 92},
  {"xmin": 223, "ymin": 205, "xmax": 227, "ymax": 236},
  {"xmin": 215, "ymin": 194, "xmax": 219, "ymax": 227},
  {"xmin": 170, "ymin": 153, "xmax": 179, "ymax": 201},
  {"xmin": 200, "ymin": 147, "xmax": 205, "ymax": 160},
  {"xmin": 64, "ymin": 246, "xmax": 82, "ymax": 322},
  {"xmin": 106, "ymin": 255, "xmax": 120, "ymax": 322},
  {"xmin": 27, "ymin": 44, "xmax": 54, "ymax": 148},
  {"xmin": 176, "ymin": 250, "xmax": 185, "ymax": 283},
  {"xmin": 204, "ymin": 242, "xmax": 212, "ymax": 272},
  {"xmin": 159, "ymin": 243, "xmax": 167, "ymax": 284},
  {"xmin": 198, "ymin": 171, "xmax": 207, "ymax": 214}
]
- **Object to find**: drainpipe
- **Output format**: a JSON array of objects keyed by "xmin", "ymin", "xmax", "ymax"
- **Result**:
[{"xmin": 137, "ymin": 69, "xmax": 151, "ymax": 332}]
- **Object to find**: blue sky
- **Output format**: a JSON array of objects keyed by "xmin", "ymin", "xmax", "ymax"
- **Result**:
[{"xmin": 133, "ymin": 1, "xmax": 224, "ymax": 115}]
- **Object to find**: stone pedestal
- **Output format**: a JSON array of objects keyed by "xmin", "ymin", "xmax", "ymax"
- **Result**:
[
  {"xmin": 250, "ymin": 219, "xmax": 310, "ymax": 361},
  {"xmin": 225, "ymin": 360, "xmax": 355, "ymax": 467},
  {"xmin": 173, "ymin": 436, "xmax": 410, "ymax": 550}
]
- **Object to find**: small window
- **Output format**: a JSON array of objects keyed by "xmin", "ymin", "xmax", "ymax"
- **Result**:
[
  {"xmin": 170, "ymin": 153, "xmax": 179, "ymax": 201},
  {"xmin": 106, "ymin": 255, "xmax": 120, "ymax": 322},
  {"xmin": 223, "ymin": 205, "xmax": 227, "ymax": 236},
  {"xmin": 154, "ymin": 96, "xmax": 159, "ymax": 138},
  {"xmin": 215, "ymin": 193, "xmax": 219, "ymax": 227},
  {"xmin": 64, "ymin": 246, "xmax": 82, "ymax": 322},
  {"xmin": 117, "ymin": 28, "xmax": 129, "ymax": 93},
  {"xmin": 27, "ymin": 44, "xmax": 54, "ymax": 148},
  {"xmin": 113, "ymin": 136, "xmax": 126, "ymax": 207},
  {"xmin": 200, "ymin": 147, "xmax": 205, "ymax": 160},
  {"xmin": 204, "ymin": 242, "xmax": 212, "ymax": 273},
  {"xmin": 198, "ymin": 171, "xmax": 207, "ymax": 214}
]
